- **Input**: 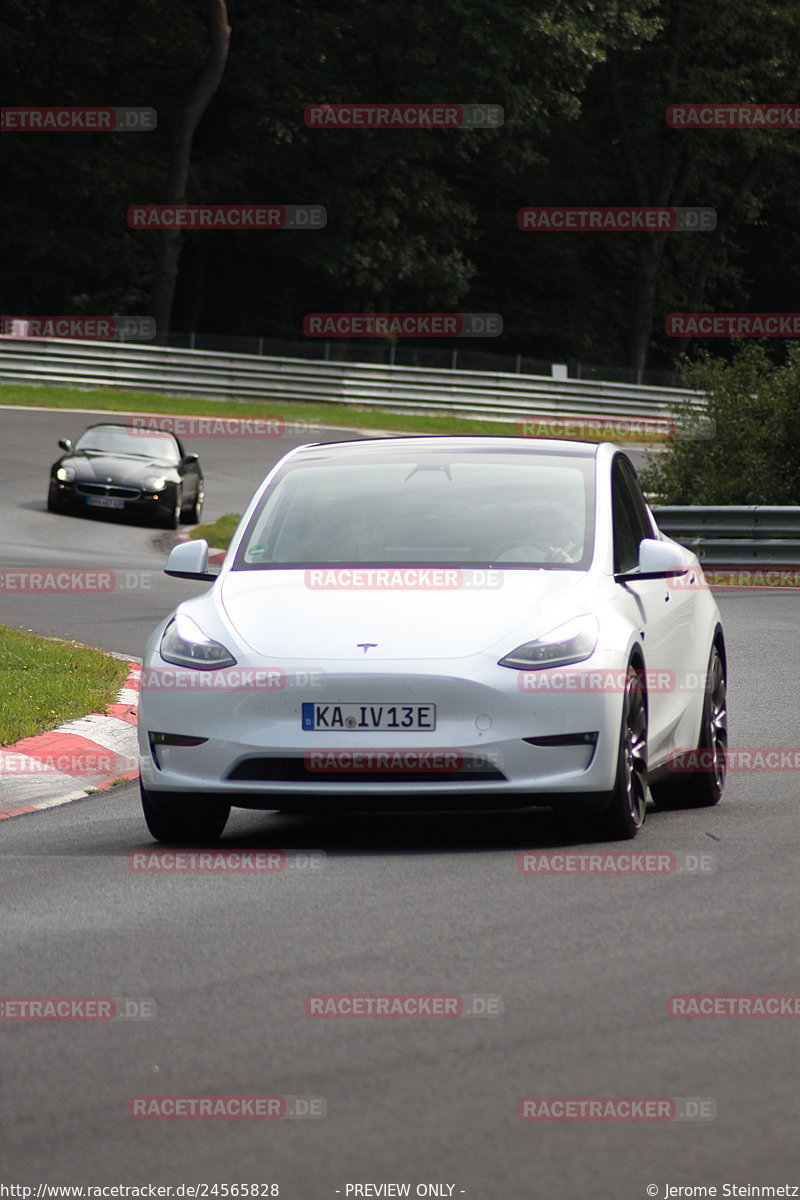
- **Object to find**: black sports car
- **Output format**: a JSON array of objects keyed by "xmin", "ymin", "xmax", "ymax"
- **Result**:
[{"xmin": 47, "ymin": 422, "xmax": 204, "ymax": 529}]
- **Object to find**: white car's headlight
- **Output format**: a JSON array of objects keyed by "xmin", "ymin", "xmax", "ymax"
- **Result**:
[
  {"xmin": 56, "ymin": 467, "xmax": 76, "ymax": 481},
  {"xmin": 498, "ymin": 614, "xmax": 599, "ymax": 670},
  {"xmin": 146, "ymin": 476, "xmax": 168, "ymax": 491},
  {"xmin": 160, "ymin": 613, "xmax": 237, "ymax": 669}
]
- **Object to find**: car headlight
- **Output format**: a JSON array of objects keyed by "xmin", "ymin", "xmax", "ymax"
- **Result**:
[
  {"xmin": 498, "ymin": 614, "xmax": 599, "ymax": 670},
  {"xmin": 56, "ymin": 467, "xmax": 76, "ymax": 481},
  {"xmin": 146, "ymin": 476, "xmax": 168, "ymax": 491},
  {"xmin": 160, "ymin": 613, "xmax": 237, "ymax": 669}
]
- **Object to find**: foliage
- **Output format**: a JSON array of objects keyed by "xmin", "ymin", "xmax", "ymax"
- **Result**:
[{"xmin": 640, "ymin": 343, "xmax": 800, "ymax": 502}]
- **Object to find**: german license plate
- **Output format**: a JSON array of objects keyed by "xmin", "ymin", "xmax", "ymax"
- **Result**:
[
  {"xmin": 86, "ymin": 496, "xmax": 124, "ymax": 509},
  {"xmin": 302, "ymin": 702, "xmax": 436, "ymax": 731}
]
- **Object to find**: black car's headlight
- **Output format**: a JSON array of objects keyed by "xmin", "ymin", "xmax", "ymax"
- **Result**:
[
  {"xmin": 145, "ymin": 475, "xmax": 169, "ymax": 491},
  {"xmin": 160, "ymin": 614, "xmax": 237, "ymax": 669},
  {"xmin": 56, "ymin": 467, "xmax": 76, "ymax": 481},
  {"xmin": 498, "ymin": 615, "xmax": 599, "ymax": 670}
]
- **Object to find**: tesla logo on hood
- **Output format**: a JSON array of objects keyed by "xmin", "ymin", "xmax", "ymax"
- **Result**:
[{"xmin": 357, "ymin": 643, "xmax": 378, "ymax": 653}]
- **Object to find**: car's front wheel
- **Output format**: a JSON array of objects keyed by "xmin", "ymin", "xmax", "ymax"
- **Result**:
[
  {"xmin": 593, "ymin": 663, "xmax": 649, "ymax": 840},
  {"xmin": 139, "ymin": 779, "xmax": 230, "ymax": 843},
  {"xmin": 47, "ymin": 487, "xmax": 64, "ymax": 513},
  {"xmin": 651, "ymin": 643, "xmax": 727, "ymax": 809},
  {"xmin": 160, "ymin": 486, "xmax": 183, "ymax": 530},
  {"xmin": 184, "ymin": 483, "xmax": 204, "ymax": 525}
]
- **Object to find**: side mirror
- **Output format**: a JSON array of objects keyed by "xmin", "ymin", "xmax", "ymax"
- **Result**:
[
  {"xmin": 58, "ymin": 438, "xmax": 73, "ymax": 452},
  {"xmin": 180, "ymin": 452, "xmax": 199, "ymax": 466},
  {"xmin": 615, "ymin": 538, "xmax": 689, "ymax": 583},
  {"xmin": 164, "ymin": 539, "xmax": 217, "ymax": 581}
]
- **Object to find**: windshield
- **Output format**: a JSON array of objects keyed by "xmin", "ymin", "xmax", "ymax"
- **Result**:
[
  {"xmin": 233, "ymin": 446, "xmax": 595, "ymax": 570},
  {"xmin": 74, "ymin": 426, "xmax": 180, "ymax": 464}
]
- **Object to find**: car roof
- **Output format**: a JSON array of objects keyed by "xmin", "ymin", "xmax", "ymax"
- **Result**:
[{"xmin": 293, "ymin": 435, "xmax": 602, "ymax": 458}]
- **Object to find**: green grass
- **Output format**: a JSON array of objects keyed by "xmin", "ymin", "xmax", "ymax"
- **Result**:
[
  {"xmin": 0, "ymin": 382, "xmax": 664, "ymax": 442},
  {"xmin": 189, "ymin": 513, "xmax": 241, "ymax": 548},
  {"xmin": 0, "ymin": 626, "xmax": 129, "ymax": 745}
]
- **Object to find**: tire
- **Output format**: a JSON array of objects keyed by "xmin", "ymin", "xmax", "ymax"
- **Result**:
[
  {"xmin": 651, "ymin": 643, "xmax": 727, "ymax": 809},
  {"xmin": 140, "ymin": 779, "xmax": 230, "ymax": 843},
  {"xmin": 160, "ymin": 486, "xmax": 183, "ymax": 530},
  {"xmin": 47, "ymin": 491, "xmax": 63, "ymax": 513},
  {"xmin": 184, "ymin": 483, "xmax": 204, "ymax": 524},
  {"xmin": 591, "ymin": 663, "xmax": 649, "ymax": 840}
]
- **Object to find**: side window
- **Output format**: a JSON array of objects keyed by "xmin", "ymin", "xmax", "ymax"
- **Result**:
[
  {"xmin": 618, "ymin": 458, "xmax": 655, "ymax": 539},
  {"xmin": 612, "ymin": 458, "xmax": 651, "ymax": 573}
]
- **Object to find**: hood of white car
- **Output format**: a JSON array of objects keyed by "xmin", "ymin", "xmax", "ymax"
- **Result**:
[{"xmin": 219, "ymin": 567, "xmax": 590, "ymax": 660}]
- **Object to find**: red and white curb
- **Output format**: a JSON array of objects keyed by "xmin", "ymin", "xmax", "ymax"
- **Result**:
[{"xmin": 0, "ymin": 658, "xmax": 141, "ymax": 821}]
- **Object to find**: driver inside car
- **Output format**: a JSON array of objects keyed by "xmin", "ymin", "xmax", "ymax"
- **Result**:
[{"xmin": 496, "ymin": 500, "xmax": 581, "ymax": 563}]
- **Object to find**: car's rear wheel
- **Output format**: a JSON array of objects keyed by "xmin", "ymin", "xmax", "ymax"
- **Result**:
[
  {"xmin": 651, "ymin": 643, "xmax": 727, "ymax": 809},
  {"xmin": 139, "ymin": 779, "xmax": 230, "ymax": 843},
  {"xmin": 592, "ymin": 664, "xmax": 649, "ymax": 840}
]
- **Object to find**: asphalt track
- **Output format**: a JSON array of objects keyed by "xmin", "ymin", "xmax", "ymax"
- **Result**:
[{"xmin": 2, "ymin": 405, "xmax": 799, "ymax": 1194}]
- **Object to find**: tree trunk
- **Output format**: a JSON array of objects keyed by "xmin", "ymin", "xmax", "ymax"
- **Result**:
[
  {"xmin": 629, "ymin": 235, "xmax": 664, "ymax": 374},
  {"xmin": 149, "ymin": 0, "xmax": 231, "ymax": 344},
  {"xmin": 670, "ymin": 157, "xmax": 763, "ymax": 358}
]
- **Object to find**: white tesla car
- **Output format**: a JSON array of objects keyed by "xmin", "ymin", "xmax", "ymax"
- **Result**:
[{"xmin": 138, "ymin": 437, "xmax": 727, "ymax": 843}]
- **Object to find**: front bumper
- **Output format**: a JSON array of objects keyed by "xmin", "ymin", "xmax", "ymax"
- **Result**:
[
  {"xmin": 138, "ymin": 650, "xmax": 628, "ymax": 807},
  {"xmin": 49, "ymin": 481, "xmax": 176, "ymax": 520}
]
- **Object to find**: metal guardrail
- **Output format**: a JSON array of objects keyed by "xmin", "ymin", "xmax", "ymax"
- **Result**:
[
  {"xmin": 0, "ymin": 337, "xmax": 702, "ymax": 425},
  {"xmin": 653, "ymin": 506, "xmax": 800, "ymax": 566}
]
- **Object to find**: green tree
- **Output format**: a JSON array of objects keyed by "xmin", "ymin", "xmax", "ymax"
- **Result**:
[{"xmin": 640, "ymin": 343, "xmax": 800, "ymax": 503}]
